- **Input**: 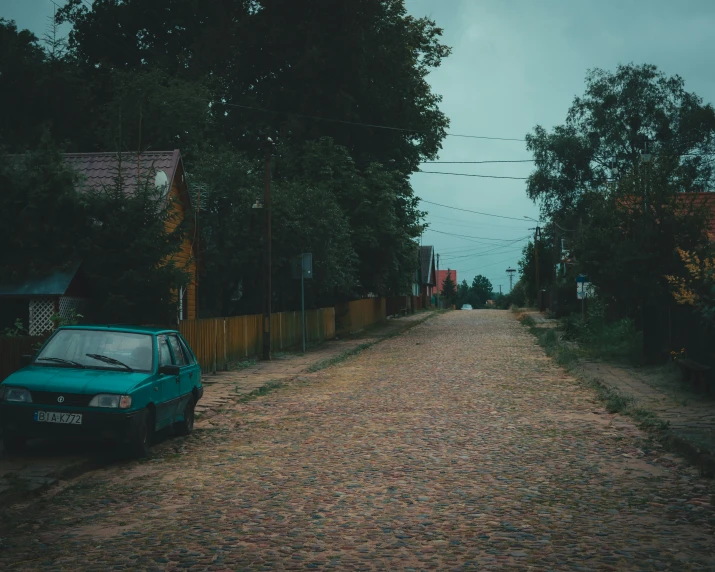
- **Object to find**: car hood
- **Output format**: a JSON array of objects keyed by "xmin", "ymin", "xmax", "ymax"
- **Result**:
[{"xmin": 1, "ymin": 366, "xmax": 152, "ymax": 395}]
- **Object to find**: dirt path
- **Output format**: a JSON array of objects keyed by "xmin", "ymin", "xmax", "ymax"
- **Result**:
[{"xmin": 1, "ymin": 310, "xmax": 714, "ymax": 570}]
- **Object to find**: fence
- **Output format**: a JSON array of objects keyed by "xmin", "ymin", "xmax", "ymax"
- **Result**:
[
  {"xmin": 179, "ymin": 307, "xmax": 336, "ymax": 374},
  {"xmin": 0, "ymin": 337, "xmax": 44, "ymax": 382},
  {"xmin": 335, "ymin": 298, "xmax": 387, "ymax": 336}
]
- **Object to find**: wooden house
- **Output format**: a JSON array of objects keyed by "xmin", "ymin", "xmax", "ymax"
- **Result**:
[
  {"xmin": 63, "ymin": 150, "xmax": 198, "ymax": 321},
  {"xmin": 420, "ymin": 245, "xmax": 436, "ymax": 308},
  {"xmin": 0, "ymin": 150, "xmax": 197, "ymax": 334}
]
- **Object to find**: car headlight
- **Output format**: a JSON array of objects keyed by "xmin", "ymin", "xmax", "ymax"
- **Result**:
[
  {"xmin": 89, "ymin": 394, "xmax": 132, "ymax": 409},
  {"xmin": 2, "ymin": 387, "xmax": 33, "ymax": 403}
]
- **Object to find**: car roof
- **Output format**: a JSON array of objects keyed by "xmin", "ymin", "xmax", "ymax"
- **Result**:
[{"xmin": 59, "ymin": 325, "xmax": 178, "ymax": 335}]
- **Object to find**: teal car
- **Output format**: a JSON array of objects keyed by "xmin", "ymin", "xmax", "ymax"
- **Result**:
[{"xmin": 0, "ymin": 325, "xmax": 203, "ymax": 457}]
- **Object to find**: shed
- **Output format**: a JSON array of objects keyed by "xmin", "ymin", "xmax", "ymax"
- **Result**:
[{"xmin": 0, "ymin": 262, "xmax": 87, "ymax": 335}]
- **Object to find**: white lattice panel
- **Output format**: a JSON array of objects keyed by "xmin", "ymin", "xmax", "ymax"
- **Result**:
[
  {"xmin": 59, "ymin": 296, "xmax": 85, "ymax": 319},
  {"xmin": 29, "ymin": 298, "xmax": 55, "ymax": 336}
]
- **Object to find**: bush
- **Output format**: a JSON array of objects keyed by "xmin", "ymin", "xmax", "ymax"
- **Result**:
[{"xmin": 559, "ymin": 299, "xmax": 641, "ymax": 360}]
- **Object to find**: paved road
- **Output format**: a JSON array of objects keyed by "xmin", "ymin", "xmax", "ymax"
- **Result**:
[{"xmin": 1, "ymin": 310, "xmax": 714, "ymax": 570}]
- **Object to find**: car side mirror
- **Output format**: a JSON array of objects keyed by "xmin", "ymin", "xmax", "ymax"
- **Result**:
[
  {"xmin": 20, "ymin": 355, "xmax": 32, "ymax": 366},
  {"xmin": 158, "ymin": 364, "xmax": 181, "ymax": 376}
]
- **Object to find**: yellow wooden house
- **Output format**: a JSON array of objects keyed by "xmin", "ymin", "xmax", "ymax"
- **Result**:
[{"xmin": 63, "ymin": 150, "xmax": 198, "ymax": 321}]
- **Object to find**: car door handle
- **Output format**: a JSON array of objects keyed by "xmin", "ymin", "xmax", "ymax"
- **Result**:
[{"xmin": 189, "ymin": 372, "xmax": 193, "ymax": 379}]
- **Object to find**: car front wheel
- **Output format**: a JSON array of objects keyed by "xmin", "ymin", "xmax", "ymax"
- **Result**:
[{"xmin": 126, "ymin": 409, "xmax": 153, "ymax": 458}]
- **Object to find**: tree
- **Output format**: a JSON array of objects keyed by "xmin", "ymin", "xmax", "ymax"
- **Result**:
[
  {"xmin": 525, "ymin": 63, "xmax": 715, "ymax": 320},
  {"xmin": 471, "ymin": 275, "xmax": 494, "ymax": 306},
  {"xmin": 456, "ymin": 279, "xmax": 470, "ymax": 307},
  {"xmin": 517, "ymin": 236, "xmax": 554, "ymax": 305},
  {"xmin": 0, "ymin": 19, "xmax": 91, "ymax": 152},
  {"xmin": 80, "ymin": 162, "xmax": 190, "ymax": 325},
  {"xmin": 526, "ymin": 63, "xmax": 715, "ymax": 223},
  {"xmin": 0, "ymin": 141, "xmax": 89, "ymax": 282},
  {"xmin": 58, "ymin": 0, "xmax": 451, "ymax": 167},
  {"xmin": 441, "ymin": 269, "xmax": 457, "ymax": 307}
]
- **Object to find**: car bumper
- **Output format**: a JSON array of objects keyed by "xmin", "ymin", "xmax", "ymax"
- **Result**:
[
  {"xmin": 0, "ymin": 404, "xmax": 145, "ymax": 443},
  {"xmin": 196, "ymin": 386, "xmax": 204, "ymax": 402}
]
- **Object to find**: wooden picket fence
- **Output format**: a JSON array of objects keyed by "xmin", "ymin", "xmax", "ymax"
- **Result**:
[
  {"xmin": 335, "ymin": 298, "xmax": 387, "ymax": 336},
  {"xmin": 179, "ymin": 307, "xmax": 336, "ymax": 374}
]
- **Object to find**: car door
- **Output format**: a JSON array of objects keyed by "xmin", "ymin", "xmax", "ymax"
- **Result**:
[
  {"xmin": 167, "ymin": 334, "xmax": 194, "ymax": 415},
  {"xmin": 156, "ymin": 334, "xmax": 180, "ymax": 428}
]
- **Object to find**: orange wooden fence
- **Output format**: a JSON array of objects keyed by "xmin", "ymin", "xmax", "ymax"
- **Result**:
[
  {"xmin": 179, "ymin": 307, "xmax": 336, "ymax": 373},
  {"xmin": 335, "ymin": 298, "xmax": 386, "ymax": 336}
]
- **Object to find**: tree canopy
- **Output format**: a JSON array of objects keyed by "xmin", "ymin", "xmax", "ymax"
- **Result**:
[{"xmin": 1, "ymin": 0, "xmax": 450, "ymax": 320}]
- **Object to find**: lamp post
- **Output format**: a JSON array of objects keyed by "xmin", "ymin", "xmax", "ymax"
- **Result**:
[{"xmin": 506, "ymin": 267, "xmax": 516, "ymax": 292}]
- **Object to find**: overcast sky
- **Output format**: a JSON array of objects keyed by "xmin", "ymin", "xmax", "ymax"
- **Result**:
[{"xmin": 4, "ymin": 0, "xmax": 715, "ymax": 294}]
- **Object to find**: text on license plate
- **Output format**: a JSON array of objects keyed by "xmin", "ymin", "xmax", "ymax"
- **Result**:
[{"xmin": 34, "ymin": 411, "xmax": 83, "ymax": 425}]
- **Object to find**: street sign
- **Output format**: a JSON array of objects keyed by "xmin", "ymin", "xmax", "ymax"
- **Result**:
[
  {"xmin": 576, "ymin": 281, "xmax": 594, "ymax": 300},
  {"xmin": 292, "ymin": 253, "xmax": 313, "ymax": 280},
  {"xmin": 576, "ymin": 274, "xmax": 588, "ymax": 283}
]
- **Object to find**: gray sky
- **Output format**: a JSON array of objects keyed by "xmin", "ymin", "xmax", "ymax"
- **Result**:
[{"xmin": 4, "ymin": 0, "xmax": 715, "ymax": 293}]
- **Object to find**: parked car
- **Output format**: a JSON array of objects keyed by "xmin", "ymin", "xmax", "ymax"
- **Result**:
[
  {"xmin": 0, "ymin": 325, "xmax": 203, "ymax": 457},
  {"xmin": 461, "ymin": 304, "xmax": 473, "ymax": 310}
]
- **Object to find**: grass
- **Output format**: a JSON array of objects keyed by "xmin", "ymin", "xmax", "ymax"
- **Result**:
[
  {"xmin": 229, "ymin": 357, "xmax": 258, "ymax": 370},
  {"xmin": 236, "ymin": 380, "xmax": 285, "ymax": 403},
  {"xmin": 521, "ymin": 316, "xmax": 670, "ymax": 432}
]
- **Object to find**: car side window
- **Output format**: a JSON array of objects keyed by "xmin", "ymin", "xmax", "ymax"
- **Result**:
[
  {"xmin": 158, "ymin": 336, "xmax": 173, "ymax": 367},
  {"xmin": 178, "ymin": 337, "xmax": 196, "ymax": 365},
  {"xmin": 168, "ymin": 335, "xmax": 188, "ymax": 366}
]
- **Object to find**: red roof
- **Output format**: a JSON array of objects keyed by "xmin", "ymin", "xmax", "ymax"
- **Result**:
[
  {"xmin": 434, "ymin": 269, "xmax": 457, "ymax": 294},
  {"xmin": 618, "ymin": 192, "xmax": 715, "ymax": 240},
  {"xmin": 63, "ymin": 150, "xmax": 183, "ymax": 196}
]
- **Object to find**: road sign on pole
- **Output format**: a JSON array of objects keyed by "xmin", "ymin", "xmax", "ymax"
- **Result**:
[{"xmin": 294, "ymin": 254, "xmax": 313, "ymax": 353}]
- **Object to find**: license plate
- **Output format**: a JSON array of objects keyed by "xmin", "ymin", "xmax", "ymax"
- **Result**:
[{"xmin": 34, "ymin": 411, "xmax": 83, "ymax": 425}]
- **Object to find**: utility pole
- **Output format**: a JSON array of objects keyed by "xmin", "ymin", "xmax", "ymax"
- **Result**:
[
  {"xmin": 499, "ymin": 284, "xmax": 502, "ymax": 296},
  {"xmin": 436, "ymin": 253, "xmax": 440, "ymax": 309},
  {"xmin": 262, "ymin": 138, "xmax": 274, "ymax": 361},
  {"xmin": 534, "ymin": 225, "xmax": 541, "ymax": 306}
]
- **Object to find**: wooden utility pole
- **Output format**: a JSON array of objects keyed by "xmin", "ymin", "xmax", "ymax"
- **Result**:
[{"xmin": 262, "ymin": 138, "xmax": 273, "ymax": 361}]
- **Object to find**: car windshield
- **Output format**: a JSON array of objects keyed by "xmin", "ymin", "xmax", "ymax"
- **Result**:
[{"xmin": 36, "ymin": 330, "xmax": 154, "ymax": 372}]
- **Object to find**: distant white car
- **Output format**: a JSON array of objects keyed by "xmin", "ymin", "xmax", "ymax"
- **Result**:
[{"xmin": 461, "ymin": 304, "xmax": 473, "ymax": 310}]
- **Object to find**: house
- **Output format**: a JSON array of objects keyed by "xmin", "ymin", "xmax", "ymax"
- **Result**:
[
  {"xmin": 419, "ymin": 245, "xmax": 436, "ymax": 308},
  {"xmin": 0, "ymin": 150, "xmax": 197, "ymax": 335}
]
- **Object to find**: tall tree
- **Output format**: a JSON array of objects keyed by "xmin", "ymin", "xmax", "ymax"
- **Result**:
[
  {"xmin": 470, "ymin": 275, "xmax": 494, "ymax": 306},
  {"xmin": 441, "ymin": 270, "xmax": 457, "ymax": 306},
  {"xmin": 57, "ymin": 0, "xmax": 451, "ymax": 166},
  {"xmin": 525, "ymin": 64, "xmax": 715, "ymax": 320}
]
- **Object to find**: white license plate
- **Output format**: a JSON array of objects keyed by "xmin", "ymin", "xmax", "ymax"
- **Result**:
[{"xmin": 34, "ymin": 411, "xmax": 83, "ymax": 425}]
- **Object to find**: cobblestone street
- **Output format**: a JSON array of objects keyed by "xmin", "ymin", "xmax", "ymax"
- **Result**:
[{"xmin": 1, "ymin": 310, "xmax": 715, "ymax": 570}]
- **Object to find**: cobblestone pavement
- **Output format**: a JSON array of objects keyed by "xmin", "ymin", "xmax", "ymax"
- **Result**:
[
  {"xmin": 0, "ymin": 313, "xmax": 429, "ymax": 498},
  {"xmin": 1, "ymin": 310, "xmax": 715, "ymax": 570}
]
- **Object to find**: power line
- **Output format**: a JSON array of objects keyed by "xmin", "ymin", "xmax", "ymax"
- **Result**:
[
  {"xmin": 463, "ymin": 254, "xmax": 523, "ymax": 274},
  {"xmin": 193, "ymin": 97, "xmax": 525, "ymax": 141},
  {"xmin": 417, "ymin": 170, "xmax": 528, "ymax": 180},
  {"xmin": 420, "ymin": 199, "xmax": 531, "ymax": 222},
  {"xmin": 422, "ymin": 160, "xmax": 534, "ymax": 164},
  {"xmin": 426, "ymin": 229, "xmax": 529, "ymax": 242},
  {"xmin": 441, "ymin": 244, "xmax": 526, "ymax": 261}
]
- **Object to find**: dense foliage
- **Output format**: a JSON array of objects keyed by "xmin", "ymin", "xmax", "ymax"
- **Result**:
[
  {"xmin": 522, "ymin": 64, "xmax": 715, "ymax": 334},
  {"xmin": 1, "ymin": 0, "xmax": 449, "ymax": 320}
]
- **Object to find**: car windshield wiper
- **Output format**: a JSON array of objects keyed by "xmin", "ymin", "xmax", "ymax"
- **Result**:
[
  {"xmin": 85, "ymin": 353, "xmax": 133, "ymax": 372},
  {"xmin": 37, "ymin": 357, "xmax": 85, "ymax": 368}
]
